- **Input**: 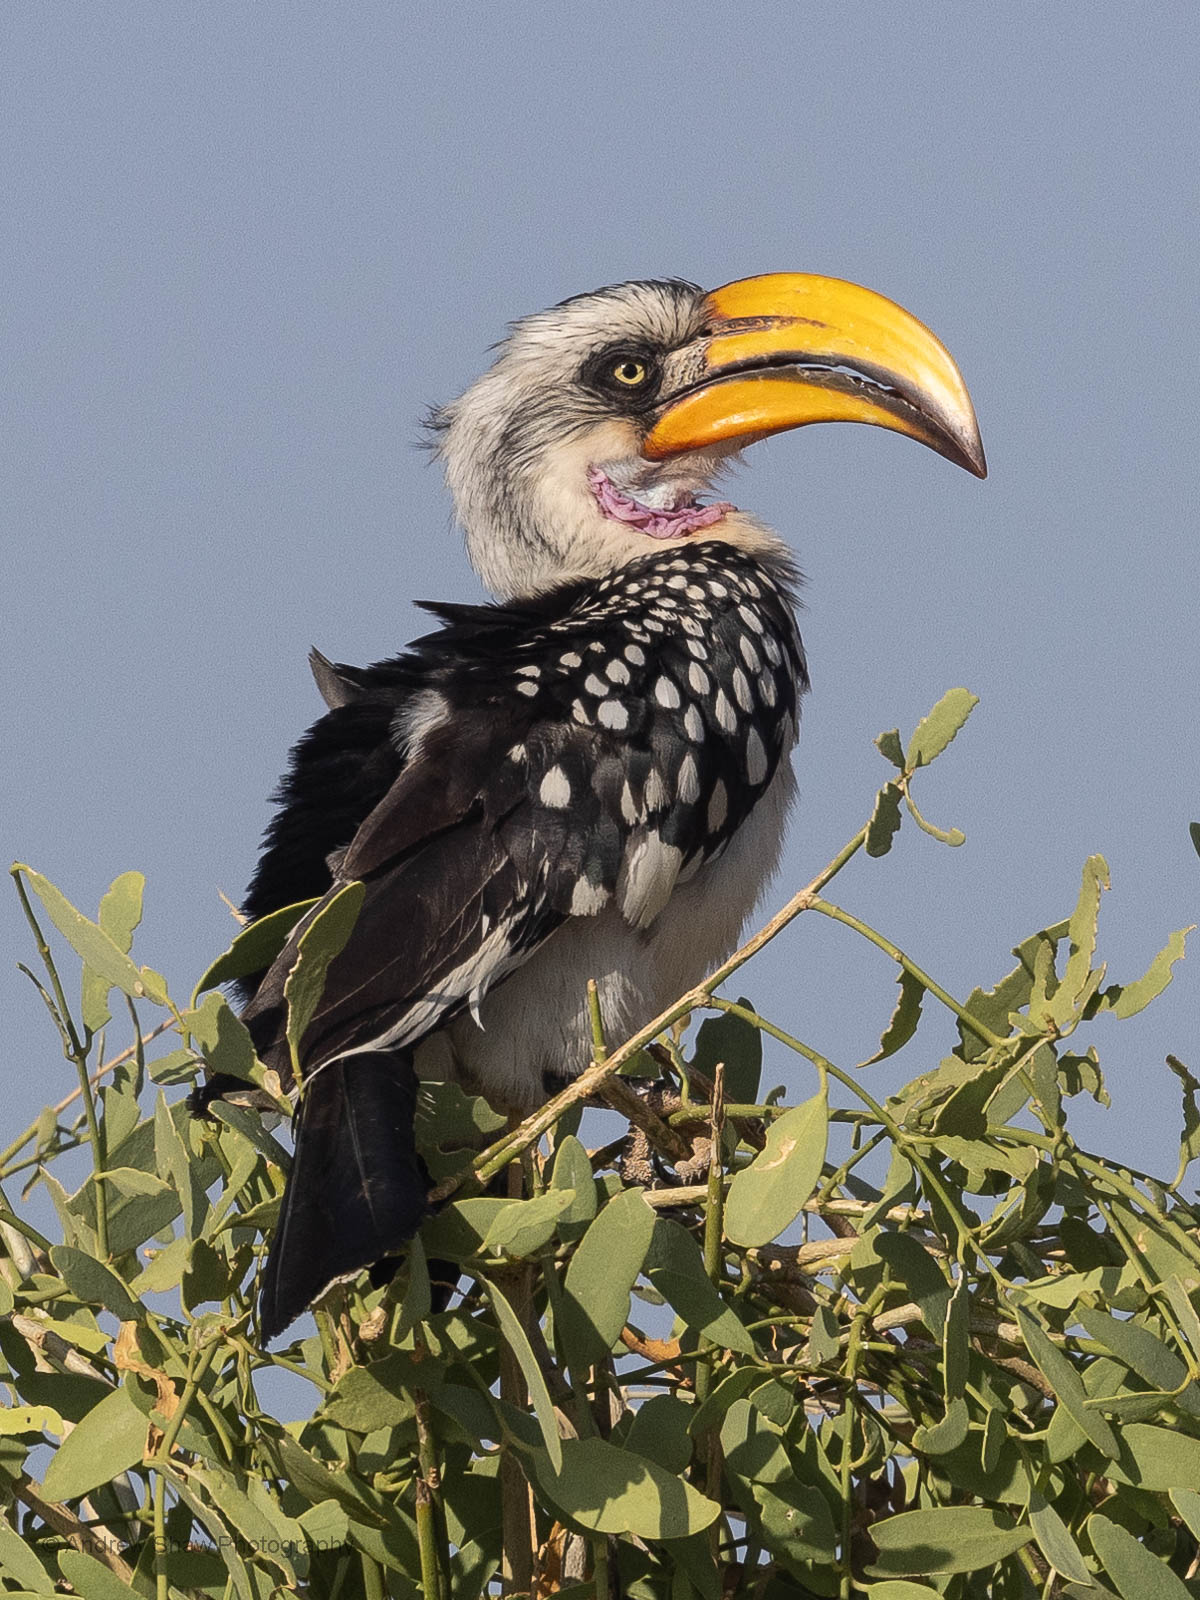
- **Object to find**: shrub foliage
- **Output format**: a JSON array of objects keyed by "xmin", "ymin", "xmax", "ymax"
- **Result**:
[{"xmin": 1, "ymin": 689, "xmax": 1197, "ymax": 1600}]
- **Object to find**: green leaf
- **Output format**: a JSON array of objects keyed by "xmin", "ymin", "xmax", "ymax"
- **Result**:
[
  {"xmin": 154, "ymin": 1088, "xmax": 206, "ymax": 1237},
  {"xmin": 158, "ymin": 1466, "xmax": 254, "ymax": 1600},
  {"xmin": 533, "ymin": 1436, "xmax": 718, "ymax": 1538},
  {"xmin": 875, "ymin": 728, "xmax": 905, "ymax": 770},
  {"xmin": 58, "ymin": 1549, "xmax": 143, "ymax": 1600},
  {"xmin": 1060, "ymin": 854, "xmax": 1108, "ymax": 998},
  {"xmin": 866, "ymin": 780, "xmax": 904, "ymax": 858},
  {"xmin": 559, "ymin": 1188, "xmax": 656, "ymax": 1364},
  {"xmin": 1088, "ymin": 1512, "xmax": 1192, "ymax": 1600},
  {"xmin": 646, "ymin": 1219, "xmax": 756, "ymax": 1355},
  {"xmin": 912, "ymin": 1395, "xmax": 970, "ymax": 1455},
  {"xmin": 298, "ymin": 1496, "xmax": 351, "ymax": 1548},
  {"xmin": 1161, "ymin": 1275, "xmax": 1200, "ymax": 1355},
  {"xmin": 867, "ymin": 1505, "xmax": 1032, "ymax": 1576},
  {"xmin": 623, "ymin": 1394, "xmax": 695, "ymax": 1474},
  {"xmin": 185, "ymin": 1462, "xmax": 304, "ymax": 1585},
  {"xmin": 943, "ymin": 1276, "xmax": 970, "ymax": 1402},
  {"xmin": 394, "ymin": 1234, "xmax": 432, "ymax": 1340},
  {"xmin": 1166, "ymin": 1055, "xmax": 1200, "ymax": 1182},
  {"xmin": 0, "ymin": 1510, "xmax": 56, "ymax": 1592},
  {"xmin": 806, "ymin": 1302, "xmax": 842, "ymax": 1365},
  {"xmin": 754, "ymin": 1476, "xmax": 837, "ymax": 1564},
  {"xmin": 17, "ymin": 865, "xmax": 162, "ymax": 1005},
  {"xmin": 691, "ymin": 1003, "xmax": 762, "ymax": 1104},
  {"xmin": 271, "ymin": 1432, "xmax": 392, "ymax": 1528},
  {"xmin": 1103, "ymin": 1422, "xmax": 1200, "ymax": 1492},
  {"xmin": 1076, "ymin": 1306, "xmax": 1200, "ymax": 1415},
  {"xmin": 549, "ymin": 1134, "xmax": 598, "ymax": 1242},
  {"xmin": 81, "ymin": 871, "xmax": 145, "ymax": 1033},
  {"xmin": 484, "ymin": 1278, "xmax": 562, "ymax": 1472},
  {"xmin": 284, "ymin": 881, "xmax": 365, "ymax": 1082},
  {"xmin": 0, "ymin": 1401, "xmax": 64, "ymax": 1434},
  {"xmin": 1015, "ymin": 1308, "xmax": 1118, "ymax": 1458},
  {"xmin": 905, "ymin": 688, "xmax": 979, "ymax": 769},
  {"xmin": 482, "ymin": 1191, "xmax": 576, "ymax": 1258},
  {"xmin": 1027, "ymin": 1486, "xmax": 1092, "ymax": 1585},
  {"xmin": 723, "ymin": 1088, "xmax": 827, "ymax": 1248},
  {"xmin": 1099, "ymin": 927, "xmax": 1191, "ymax": 1019},
  {"xmin": 861, "ymin": 969, "xmax": 925, "ymax": 1065},
  {"xmin": 181, "ymin": 992, "xmax": 263, "ymax": 1090},
  {"xmin": 1170, "ymin": 1487, "xmax": 1200, "ymax": 1541},
  {"xmin": 867, "ymin": 1586, "xmax": 942, "ymax": 1600},
  {"xmin": 192, "ymin": 897, "xmax": 317, "ymax": 1000},
  {"xmin": 49, "ymin": 1245, "xmax": 142, "ymax": 1323},
  {"xmin": 42, "ymin": 1384, "xmax": 147, "ymax": 1501},
  {"xmin": 688, "ymin": 1367, "xmax": 771, "ymax": 1440},
  {"xmin": 420, "ymin": 1198, "xmax": 514, "ymax": 1261},
  {"xmin": 93, "ymin": 1166, "xmax": 174, "ymax": 1200},
  {"xmin": 130, "ymin": 1235, "xmax": 190, "ymax": 1294}
]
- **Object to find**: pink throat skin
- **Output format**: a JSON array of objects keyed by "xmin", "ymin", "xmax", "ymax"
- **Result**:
[{"xmin": 587, "ymin": 466, "xmax": 735, "ymax": 539}]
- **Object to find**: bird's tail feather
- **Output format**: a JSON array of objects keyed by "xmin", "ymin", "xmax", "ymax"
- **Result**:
[{"xmin": 258, "ymin": 1050, "xmax": 428, "ymax": 1342}]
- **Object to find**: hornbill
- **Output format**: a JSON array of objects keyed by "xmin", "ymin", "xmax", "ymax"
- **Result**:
[{"xmin": 218, "ymin": 273, "xmax": 985, "ymax": 1341}]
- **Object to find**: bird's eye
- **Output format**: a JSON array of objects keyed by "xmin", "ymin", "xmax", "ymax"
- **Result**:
[{"xmin": 611, "ymin": 357, "xmax": 650, "ymax": 387}]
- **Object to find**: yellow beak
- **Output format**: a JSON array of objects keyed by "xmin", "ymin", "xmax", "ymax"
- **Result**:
[{"xmin": 642, "ymin": 272, "xmax": 986, "ymax": 479}]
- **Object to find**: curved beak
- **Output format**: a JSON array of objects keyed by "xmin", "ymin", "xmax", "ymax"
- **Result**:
[{"xmin": 642, "ymin": 272, "xmax": 986, "ymax": 479}]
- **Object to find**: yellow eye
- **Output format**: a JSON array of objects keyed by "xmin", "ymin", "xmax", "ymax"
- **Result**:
[{"xmin": 612, "ymin": 358, "xmax": 649, "ymax": 387}]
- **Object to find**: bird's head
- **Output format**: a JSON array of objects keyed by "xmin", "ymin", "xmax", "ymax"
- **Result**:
[{"xmin": 430, "ymin": 273, "xmax": 985, "ymax": 600}]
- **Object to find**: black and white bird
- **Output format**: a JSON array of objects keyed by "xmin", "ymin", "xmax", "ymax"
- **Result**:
[{"xmin": 220, "ymin": 273, "xmax": 985, "ymax": 1340}]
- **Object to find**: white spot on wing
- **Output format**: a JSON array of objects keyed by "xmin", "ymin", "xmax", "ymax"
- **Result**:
[
  {"xmin": 745, "ymin": 728, "xmax": 768, "ymax": 785},
  {"xmin": 598, "ymin": 699, "xmax": 629, "ymax": 730},
  {"xmin": 618, "ymin": 828, "xmax": 684, "ymax": 929},
  {"xmin": 714, "ymin": 690, "xmax": 737, "ymax": 733},
  {"xmin": 539, "ymin": 765, "xmax": 572, "ymax": 809},
  {"xmin": 678, "ymin": 753, "xmax": 700, "ymax": 802},
  {"xmin": 684, "ymin": 704, "xmax": 705, "ymax": 741},
  {"xmin": 732, "ymin": 667, "xmax": 754, "ymax": 711},
  {"xmin": 606, "ymin": 658, "xmax": 631, "ymax": 685},
  {"xmin": 624, "ymin": 643, "xmax": 646, "ymax": 666},
  {"xmin": 644, "ymin": 766, "xmax": 670, "ymax": 811},
  {"xmin": 516, "ymin": 680, "xmax": 538, "ymax": 697},
  {"xmin": 570, "ymin": 877, "xmax": 610, "ymax": 915},
  {"xmin": 654, "ymin": 675, "xmax": 681, "ymax": 709}
]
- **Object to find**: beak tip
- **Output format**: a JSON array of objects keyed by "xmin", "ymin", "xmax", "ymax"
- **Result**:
[{"xmin": 964, "ymin": 432, "xmax": 988, "ymax": 481}]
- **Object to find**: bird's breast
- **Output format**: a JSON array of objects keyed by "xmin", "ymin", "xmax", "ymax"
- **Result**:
[{"xmin": 428, "ymin": 758, "xmax": 796, "ymax": 1112}]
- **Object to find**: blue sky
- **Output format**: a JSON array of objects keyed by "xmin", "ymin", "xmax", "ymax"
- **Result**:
[{"xmin": 3, "ymin": 4, "xmax": 1197, "ymax": 1185}]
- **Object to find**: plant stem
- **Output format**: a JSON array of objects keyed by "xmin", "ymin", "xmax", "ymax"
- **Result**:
[
  {"xmin": 12, "ymin": 870, "xmax": 109, "ymax": 1256},
  {"xmin": 414, "ymin": 1387, "xmax": 445, "ymax": 1600},
  {"xmin": 153, "ymin": 1466, "xmax": 168, "ymax": 1600}
]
